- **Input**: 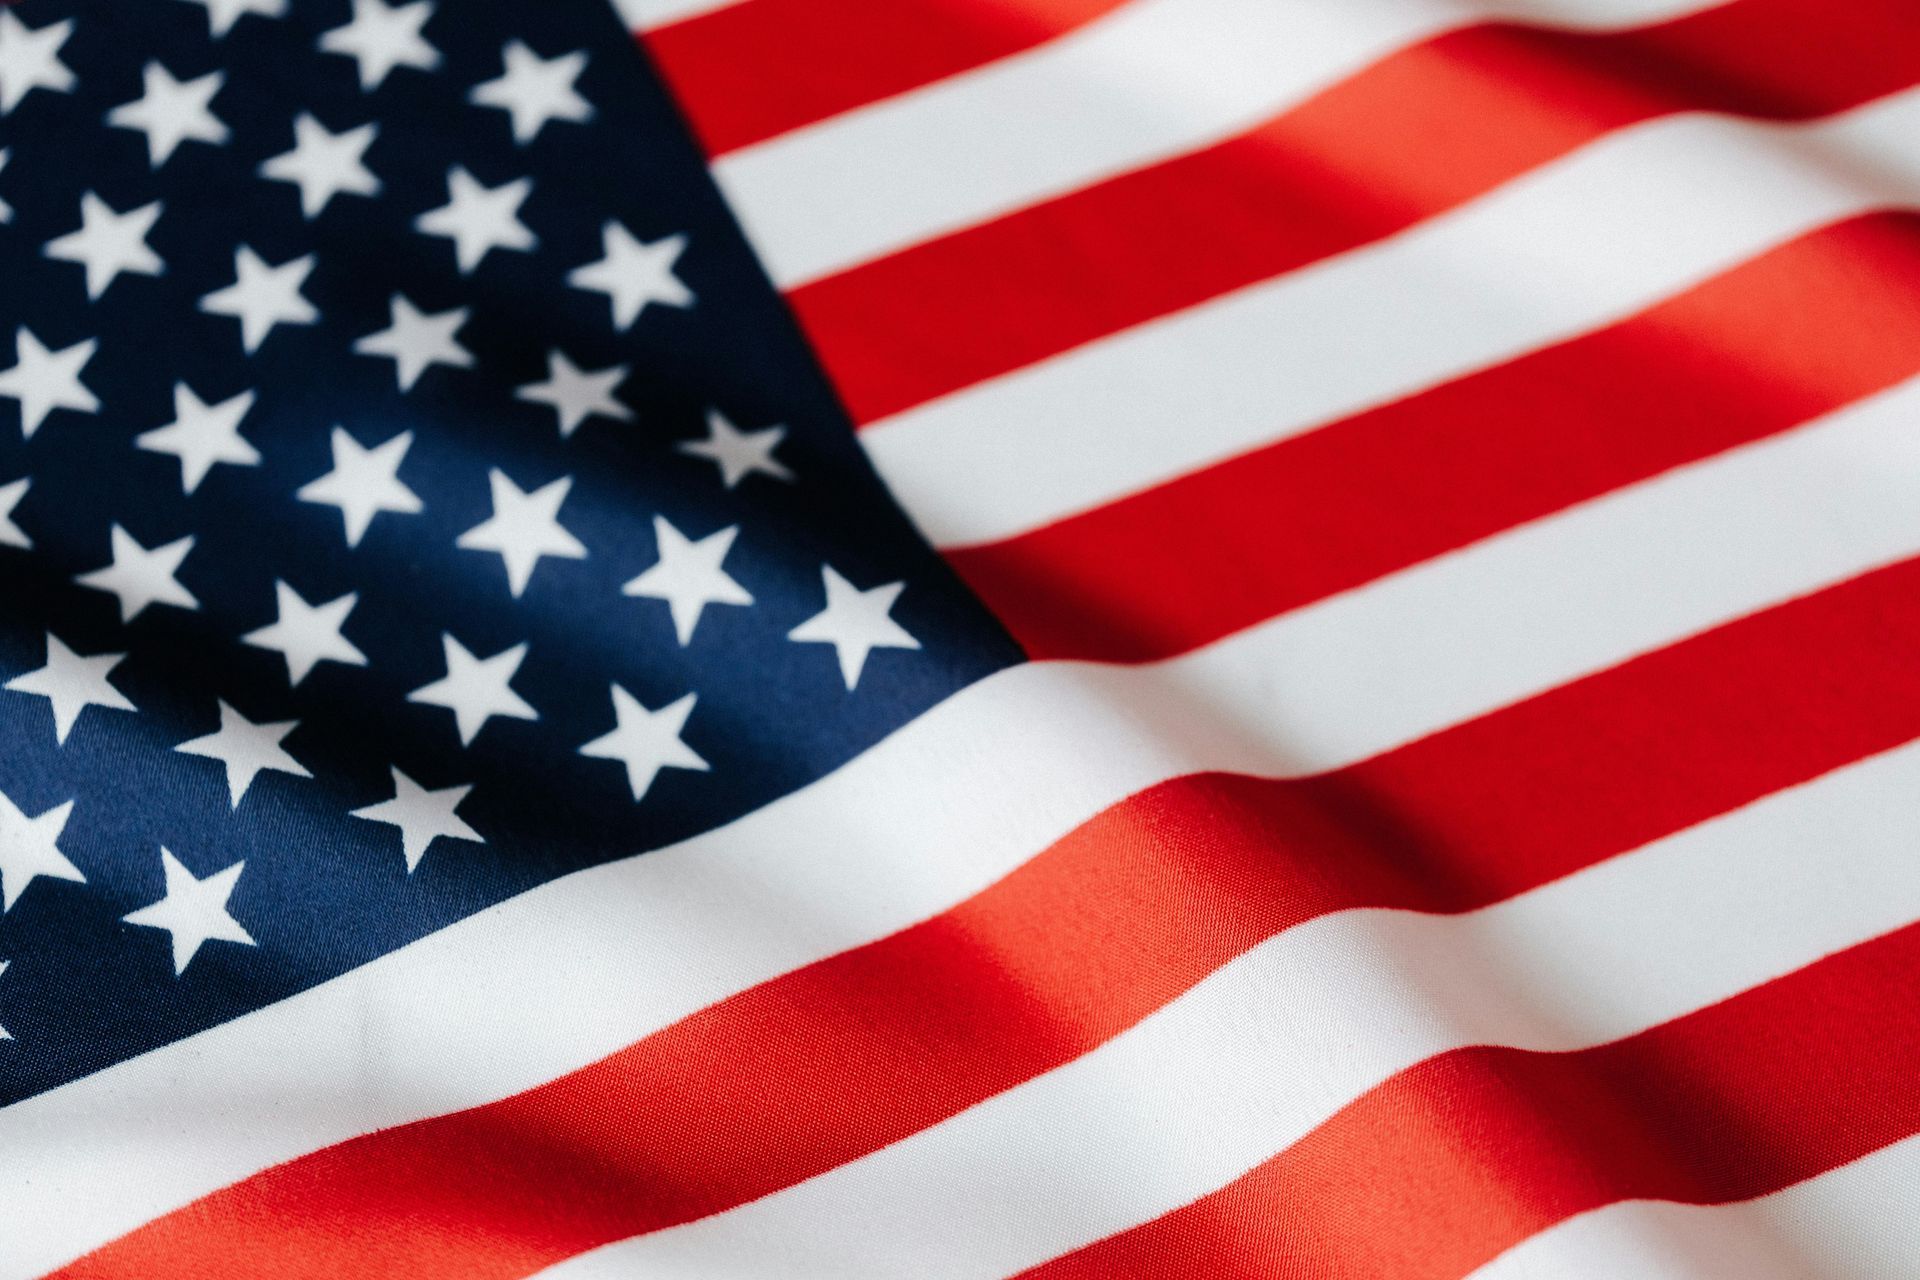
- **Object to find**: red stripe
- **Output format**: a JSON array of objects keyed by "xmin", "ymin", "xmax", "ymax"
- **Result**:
[
  {"xmin": 57, "ymin": 558, "xmax": 1920, "ymax": 1279},
  {"xmin": 950, "ymin": 211, "xmax": 1920, "ymax": 662},
  {"xmin": 1019, "ymin": 920, "xmax": 1920, "ymax": 1280},
  {"xmin": 789, "ymin": 0, "xmax": 1920, "ymax": 425},
  {"xmin": 645, "ymin": 0, "xmax": 1130, "ymax": 157}
]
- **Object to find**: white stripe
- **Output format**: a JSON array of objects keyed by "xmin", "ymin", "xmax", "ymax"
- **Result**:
[
  {"xmin": 539, "ymin": 733, "xmax": 1920, "ymax": 1279},
  {"xmin": 612, "ymin": 0, "xmax": 742, "ymax": 31},
  {"xmin": 721, "ymin": 0, "xmax": 1721, "ymax": 287},
  {"xmin": 8, "ymin": 377, "xmax": 1920, "ymax": 1275},
  {"xmin": 868, "ymin": 85, "xmax": 1920, "ymax": 550},
  {"xmin": 1470, "ymin": 1137, "xmax": 1920, "ymax": 1280}
]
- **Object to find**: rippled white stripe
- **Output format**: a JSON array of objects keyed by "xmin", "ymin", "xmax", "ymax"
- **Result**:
[
  {"xmin": 867, "ymin": 84, "xmax": 1920, "ymax": 549},
  {"xmin": 719, "ymin": 0, "xmax": 1719, "ymax": 287},
  {"xmin": 612, "ymin": 0, "xmax": 743, "ymax": 31},
  {"xmin": 10, "ymin": 372, "xmax": 1920, "ymax": 1275}
]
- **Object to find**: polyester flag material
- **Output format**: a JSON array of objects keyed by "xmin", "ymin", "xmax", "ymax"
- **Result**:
[{"xmin": 2, "ymin": 0, "xmax": 1920, "ymax": 1276}]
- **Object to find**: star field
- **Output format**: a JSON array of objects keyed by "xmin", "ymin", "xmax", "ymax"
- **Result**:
[{"xmin": 0, "ymin": 0, "xmax": 1018, "ymax": 1103}]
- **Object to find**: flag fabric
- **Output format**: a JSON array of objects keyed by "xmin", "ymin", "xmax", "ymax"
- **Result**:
[{"xmin": 5, "ymin": 0, "xmax": 1920, "ymax": 1274}]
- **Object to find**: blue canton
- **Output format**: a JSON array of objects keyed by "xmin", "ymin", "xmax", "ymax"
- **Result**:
[{"xmin": 0, "ymin": 0, "xmax": 1020, "ymax": 1104}]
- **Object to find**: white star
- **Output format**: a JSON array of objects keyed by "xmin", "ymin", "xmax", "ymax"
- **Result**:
[
  {"xmin": 415, "ymin": 166, "xmax": 535, "ymax": 274},
  {"xmin": 43, "ymin": 192, "xmax": 163, "ymax": 300},
  {"xmin": 0, "ymin": 960, "xmax": 10, "ymax": 1040},
  {"xmin": 0, "ymin": 10, "xmax": 75, "ymax": 115},
  {"xmin": 179, "ymin": 0, "xmax": 287, "ymax": 38},
  {"xmin": 107, "ymin": 62, "xmax": 229, "ymax": 167},
  {"xmin": 0, "ymin": 327, "xmax": 98, "ymax": 439},
  {"xmin": 3, "ymin": 634, "xmax": 135, "ymax": 745},
  {"xmin": 455, "ymin": 469, "xmax": 586, "ymax": 597},
  {"xmin": 470, "ymin": 41, "xmax": 591, "ymax": 144},
  {"xmin": 679, "ymin": 409, "xmax": 792, "ymax": 489},
  {"xmin": 298, "ymin": 427, "xmax": 423, "ymax": 547},
  {"xmin": 0, "ymin": 789, "xmax": 80, "ymax": 912},
  {"xmin": 136, "ymin": 383, "xmax": 258, "ymax": 494},
  {"xmin": 0, "ymin": 149, "xmax": 11, "ymax": 223},
  {"xmin": 568, "ymin": 223, "xmax": 692, "ymax": 329},
  {"xmin": 243, "ymin": 581, "xmax": 367, "ymax": 685},
  {"xmin": 76, "ymin": 525, "xmax": 198, "ymax": 623},
  {"xmin": 517, "ymin": 350, "xmax": 629, "ymax": 437},
  {"xmin": 624, "ymin": 517, "xmax": 752, "ymax": 646},
  {"xmin": 200, "ymin": 246, "xmax": 318, "ymax": 352},
  {"xmin": 580, "ymin": 687, "xmax": 706, "ymax": 802},
  {"xmin": 320, "ymin": 0, "xmax": 439, "ymax": 90},
  {"xmin": 122, "ymin": 848, "xmax": 255, "ymax": 975},
  {"xmin": 0, "ymin": 477, "xmax": 28, "ymax": 549},
  {"xmin": 351, "ymin": 767, "xmax": 481, "ymax": 873},
  {"xmin": 788, "ymin": 565, "xmax": 921, "ymax": 690},
  {"xmin": 174, "ymin": 700, "xmax": 311, "ymax": 809},
  {"xmin": 297, "ymin": 427, "xmax": 422, "ymax": 548},
  {"xmin": 353, "ymin": 294, "xmax": 471, "ymax": 390},
  {"xmin": 259, "ymin": 112, "xmax": 380, "ymax": 218},
  {"xmin": 408, "ymin": 633, "xmax": 538, "ymax": 746}
]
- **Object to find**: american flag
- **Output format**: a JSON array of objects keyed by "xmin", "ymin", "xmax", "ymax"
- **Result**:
[{"xmin": 3, "ymin": 0, "xmax": 1919, "ymax": 1274}]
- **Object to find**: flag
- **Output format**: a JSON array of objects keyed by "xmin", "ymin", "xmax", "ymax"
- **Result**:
[{"xmin": 4, "ymin": 0, "xmax": 1920, "ymax": 1276}]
